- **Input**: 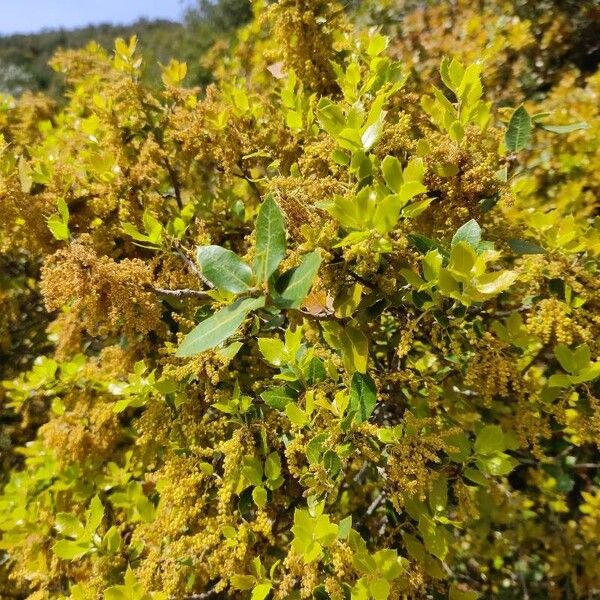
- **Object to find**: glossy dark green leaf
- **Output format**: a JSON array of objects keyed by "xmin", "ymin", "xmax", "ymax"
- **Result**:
[
  {"xmin": 505, "ymin": 104, "xmax": 532, "ymax": 152},
  {"xmin": 275, "ymin": 251, "xmax": 321, "ymax": 308},
  {"xmin": 507, "ymin": 238, "xmax": 545, "ymax": 255},
  {"xmin": 349, "ymin": 372, "xmax": 377, "ymax": 423},
  {"xmin": 260, "ymin": 385, "xmax": 296, "ymax": 411},
  {"xmin": 539, "ymin": 121, "xmax": 588, "ymax": 134},
  {"xmin": 176, "ymin": 296, "xmax": 265, "ymax": 357},
  {"xmin": 196, "ymin": 245, "xmax": 253, "ymax": 293},
  {"xmin": 451, "ymin": 219, "xmax": 481, "ymax": 249},
  {"xmin": 254, "ymin": 194, "xmax": 286, "ymax": 283}
]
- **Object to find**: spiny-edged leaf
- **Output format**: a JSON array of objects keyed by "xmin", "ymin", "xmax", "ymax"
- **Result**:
[
  {"xmin": 275, "ymin": 251, "xmax": 321, "ymax": 308},
  {"xmin": 539, "ymin": 121, "xmax": 588, "ymax": 134},
  {"xmin": 349, "ymin": 372, "xmax": 377, "ymax": 423},
  {"xmin": 196, "ymin": 245, "xmax": 253, "ymax": 294},
  {"xmin": 452, "ymin": 219, "xmax": 481, "ymax": 248},
  {"xmin": 176, "ymin": 296, "xmax": 265, "ymax": 357},
  {"xmin": 255, "ymin": 194, "xmax": 286, "ymax": 282},
  {"xmin": 505, "ymin": 105, "xmax": 532, "ymax": 152},
  {"xmin": 507, "ymin": 238, "xmax": 545, "ymax": 255}
]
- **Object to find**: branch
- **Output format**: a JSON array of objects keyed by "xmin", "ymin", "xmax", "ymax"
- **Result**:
[
  {"xmin": 187, "ymin": 585, "xmax": 219, "ymax": 600},
  {"xmin": 172, "ymin": 241, "xmax": 214, "ymax": 289},
  {"xmin": 164, "ymin": 157, "xmax": 183, "ymax": 210},
  {"xmin": 149, "ymin": 286, "xmax": 211, "ymax": 300}
]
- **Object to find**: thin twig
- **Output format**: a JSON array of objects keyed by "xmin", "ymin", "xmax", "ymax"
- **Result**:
[
  {"xmin": 164, "ymin": 158, "xmax": 183, "ymax": 210},
  {"xmin": 150, "ymin": 286, "xmax": 211, "ymax": 300},
  {"xmin": 172, "ymin": 241, "xmax": 214, "ymax": 289},
  {"xmin": 366, "ymin": 493, "xmax": 384, "ymax": 516},
  {"xmin": 187, "ymin": 585, "xmax": 219, "ymax": 600}
]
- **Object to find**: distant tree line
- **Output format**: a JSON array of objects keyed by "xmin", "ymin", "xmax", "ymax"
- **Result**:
[{"xmin": 0, "ymin": 0, "xmax": 252, "ymax": 97}]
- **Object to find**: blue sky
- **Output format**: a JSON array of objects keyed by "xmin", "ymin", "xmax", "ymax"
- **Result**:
[{"xmin": 0, "ymin": 0, "xmax": 195, "ymax": 35}]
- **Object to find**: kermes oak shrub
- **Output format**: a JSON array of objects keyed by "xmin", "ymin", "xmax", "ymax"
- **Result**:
[{"xmin": 0, "ymin": 1, "xmax": 599, "ymax": 599}]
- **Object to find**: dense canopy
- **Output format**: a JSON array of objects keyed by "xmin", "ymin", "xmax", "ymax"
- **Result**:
[{"xmin": 0, "ymin": 1, "xmax": 599, "ymax": 599}]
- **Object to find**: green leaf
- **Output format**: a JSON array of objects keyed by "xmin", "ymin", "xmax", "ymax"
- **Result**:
[
  {"xmin": 429, "ymin": 476, "xmax": 448, "ymax": 513},
  {"xmin": 251, "ymin": 582, "xmax": 272, "ymax": 600},
  {"xmin": 507, "ymin": 238, "xmax": 545, "ymax": 255},
  {"xmin": 449, "ymin": 584, "xmax": 479, "ymax": 600},
  {"xmin": 306, "ymin": 433, "xmax": 329, "ymax": 465},
  {"xmin": 362, "ymin": 119, "xmax": 384, "ymax": 151},
  {"xmin": 539, "ymin": 122, "xmax": 589, "ymax": 134},
  {"xmin": 451, "ymin": 219, "xmax": 481, "ymax": 249},
  {"xmin": 338, "ymin": 516, "xmax": 352, "ymax": 540},
  {"xmin": 369, "ymin": 578, "xmax": 390, "ymax": 600},
  {"xmin": 104, "ymin": 587, "xmax": 128, "ymax": 600},
  {"xmin": 258, "ymin": 336, "xmax": 287, "ymax": 366},
  {"xmin": 477, "ymin": 452, "xmax": 517, "ymax": 476},
  {"xmin": 323, "ymin": 450, "xmax": 342, "ymax": 477},
  {"xmin": 252, "ymin": 486, "xmax": 268, "ymax": 509},
  {"xmin": 474, "ymin": 425, "xmax": 505, "ymax": 455},
  {"xmin": 286, "ymin": 402, "xmax": 308, "ymax": 427},
  {"xmin": 55, "ymin": 513, "xmax": 85, "ymax": 539},
  {"xmin": 445, "ymin": 432, "xmax": 471, "ymax": 462},
  {"xmin": 176, "ymin": 296, "xmax": 265, "ymax": 357},
  {"xmin": 122, "ymin": 221, "xmax": 151, "ymax": 243},
  {"xmin": 265, "ymin": 452, "xmax": 282, "ymax": 481},
  {"xmin": 321, "ymin": 322, "xmax": 369, "ymax": 374},
  {"xmin": 464, "ymin": 467, "xmax": 488, "ymax": 486},
  {"xmin": 47, "ymin": 198, "xmax": 70, "ymax": 241},
  {"xmin": 255, "ymin": 194, "xmax": 286, "ymax": 283},
  {"xmin": 196, "ymin": 245, "xmax": 253, "ymax": 294},
  {"xmin": 85, "ymin": 495, "xmax": 104, "ymax": 534},
  {"xmin": 349, "ymin": 372, "xmax": 377, "ymax": 423},
  {"xmin": 275, "ymin": 251, "xmax": 321, "ymax": 308},
  {"xmin": 554, "ymin": 344, "xmax": 578, "ymax": 374},
  {"xmin": 231, "ymin": 575, "xmax": 256, "ymax": 591},
  {"xmin": 103, "ymin": 526, "xmax": 122, "ymax": 554},
  {"xmin": 381, "ymin": 155, "xmax": 403, "ymax": 193},
  {"xmin": 53, "ymin": 539, "xmax": 90, "ymax": 560},
  {"xmin": 243, "ymin": 456, "xmax": 264, "ymax": 486},
  {"xmin": 418, "ymin": 515, "xmax": 448, "ymax": 561},
  {"xmin": 505, "ymin": 105, "xmax": 532, "ymax": 152},
  {"xmin": 367, "ymin": 33, "xmax": 388, "ymax": 57},
  {"xmin": 261, "ymin": 386, "xmax": 295, "ymax": 411},
  {"xmin": 473, "ymin": 270, "xmax": 518, "ymax": 296},
  {"xmin": 316, "ymin": 98, "xmax": 345, "ymax": 136}
]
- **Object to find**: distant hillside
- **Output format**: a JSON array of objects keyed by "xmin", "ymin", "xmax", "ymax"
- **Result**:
[
  {"xmin": 0, "ymin": 0, "xmax": 253, "ymax": 97},
  {"xmin": 0, "ymin": 20, "xmax": 185, "ymax": 96}
]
